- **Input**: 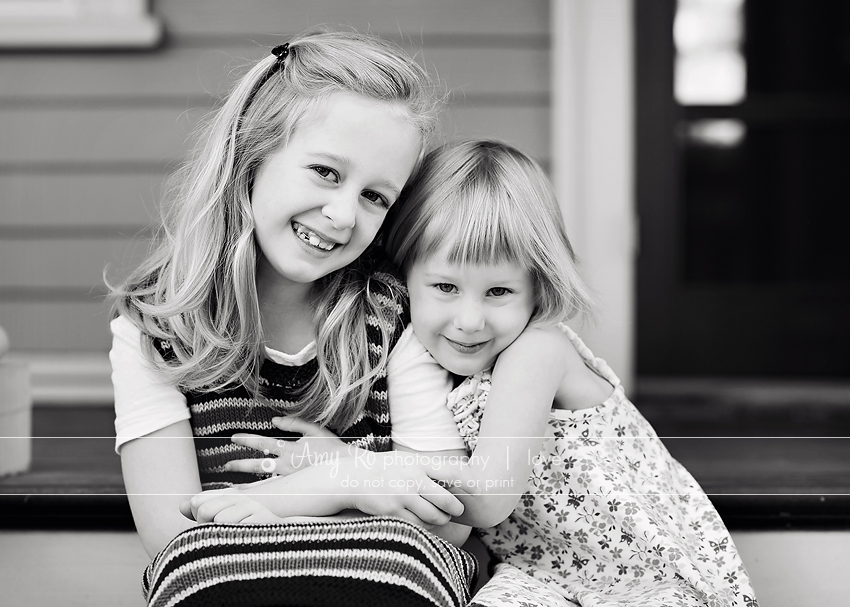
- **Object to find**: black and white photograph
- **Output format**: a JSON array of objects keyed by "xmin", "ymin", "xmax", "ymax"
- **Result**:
[{"xmin": 1, "ymin": 1, "xmax": 848, "ymax": 605}]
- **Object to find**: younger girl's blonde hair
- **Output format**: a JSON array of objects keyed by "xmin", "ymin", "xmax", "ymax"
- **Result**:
[
  {"xmin": 386, "ymin": 139, "xmax": 592, "ymax": 325},
  {"xmin": 110, "ymin": 29, "xmax": 442, "ymax": 431}
]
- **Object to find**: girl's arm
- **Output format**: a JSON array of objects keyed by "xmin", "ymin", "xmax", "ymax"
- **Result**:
[
  {"xmin": 113, "ymin": 316, "xmax": 462, "ymax": 556},
  {"xmin": 125, "ymin": 419, "xmax": 462, "ymax": 556},
  {"xmin": 120, "ymin": 421, "xmax": 201, "ymax": 557},
  {"xmin": 429, "ymin": 326, "xmax": 575, "ymax": 527},
  {"xmin": 112, "ymin": 316, "xmax": 200, "ymax": 557},
  {"xmin": 218, "ymin": 325, "xmax": 471, "ymax": 545},
  {"xmin": 392, "ymin": 444, "xmax": 471, "ymax": 547},
  {"xmin": 221, "ymin": 426, "xmax": 470, "ymax": 545},
  {"xmin": 234, "ymin": 449, "xmax": 465, "ymax": 527}
]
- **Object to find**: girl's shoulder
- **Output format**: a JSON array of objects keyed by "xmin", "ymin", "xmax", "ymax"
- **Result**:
[
  {"xmin": 111, "ymin": 313, "xmax": 137, "ymax": 338},
  {"xmin": 504, "ymin": 324, "xmax": 576, "ymax": 362},
  {"xmin": 502, "ymin": 324, "xmax": 615, "ymax": 411},
  {"xmin": 111, "ymin": 313, "xmax": 179, "ymax": 366},
  {"xmin": 492, "ymin": 325, "xmax": 576, "ymax": 383},
  {"xmin": 513, "ymin": 324, "xmax": 606, "ymax": 372}
]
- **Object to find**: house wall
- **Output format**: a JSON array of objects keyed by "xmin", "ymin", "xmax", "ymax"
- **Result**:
[{"xmin": 0, "ymin": 0, "xmax": 552, "ymax": 399}]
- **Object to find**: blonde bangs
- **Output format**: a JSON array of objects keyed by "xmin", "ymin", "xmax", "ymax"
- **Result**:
[
  {"xmin": 387, "ymin": 139, "xmax": 595, "ymax": 328},
  {"xmin": 417, "ymin": 184, "xmax": 530, "ymax": 270}
]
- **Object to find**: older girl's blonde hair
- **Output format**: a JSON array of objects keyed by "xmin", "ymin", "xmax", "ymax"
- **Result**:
[
  {"xmin": 110, "ymin": 29, "xmax": 442, "ymax": 431},
  {"xmin": 386, "ymin": 139, "xmax": 592, "ymax": 326}
]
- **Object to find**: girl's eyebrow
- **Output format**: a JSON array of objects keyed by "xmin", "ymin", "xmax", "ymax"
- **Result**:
[
  {"xmin": 307, "ymin": 152, "xmax": 349, "ymax": 165},
  {"xmin": 421, "ymin": 271, "xmax": 455, "ymax": 280},
  {"xmin": 306, "ymin": 152, "xmax": 401, "ymax": 197}
]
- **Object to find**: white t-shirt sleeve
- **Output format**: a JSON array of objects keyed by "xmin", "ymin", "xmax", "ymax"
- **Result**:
[
  {"xmin": 110, "ymin": 315, "xmax": 190, "ymax": 454},
  {"xmin": 387, "ymin": 325, "xmax": 465, "ymax": 452}
]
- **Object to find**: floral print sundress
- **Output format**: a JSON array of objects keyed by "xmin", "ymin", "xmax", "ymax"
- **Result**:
[{"xmin": 448, "ymin": 325, "xmax": 759, "ymax": 607}]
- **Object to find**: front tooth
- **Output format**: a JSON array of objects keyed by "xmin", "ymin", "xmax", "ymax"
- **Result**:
[{"xmin": 309, "ymin": 235, "xmax": 321, "ymax": 246}]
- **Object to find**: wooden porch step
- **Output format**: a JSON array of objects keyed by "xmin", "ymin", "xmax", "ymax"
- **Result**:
[{"xmin": 2, "ymin": 385, "xmax": 849, "ymax": 529}]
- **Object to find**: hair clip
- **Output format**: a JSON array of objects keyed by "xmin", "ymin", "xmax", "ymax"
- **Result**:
[
  {"xmin": 271, "ymin": 43, "xmax": 290, "ymax": 62},
  {"xmin": 241, "ymin": 43, "xmax": 291, "ymax": 120}
]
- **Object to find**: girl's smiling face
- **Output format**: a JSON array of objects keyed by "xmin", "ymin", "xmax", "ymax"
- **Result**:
[
  {"xmin": 407, "ymin": 246, "xmax": 537, "ymax": 376},
  {"xmin": 251, "ymin": 92, "xmax": 421, "ymax": 288}
]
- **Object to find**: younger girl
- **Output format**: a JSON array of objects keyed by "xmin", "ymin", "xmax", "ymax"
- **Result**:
[
  {"xmin": 109, "ymin": 31, "xmax": 476, "ymax": 607},
  {"xmin": 384, "ymin": 140, "xmax": 759, "ymax": 606}
]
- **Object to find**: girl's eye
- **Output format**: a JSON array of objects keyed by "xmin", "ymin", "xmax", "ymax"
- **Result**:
[
  {"xmin": 436, "ymin": 283, "xmax": 457, "ymax": 294},
  {"xmin": 310, "ymin": 165, "xmax": 339, "ymax": 182},
  {"xmin": 361, "ymin": 190, "xmax": 390, "ymax": 209},
  {"xmin": 489, "ymin": 287, "xmax": 512, "ymax": 297}
]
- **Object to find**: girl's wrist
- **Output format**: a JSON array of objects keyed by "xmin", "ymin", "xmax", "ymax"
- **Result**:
[{"xmin": 242, "ymin": 470, "xmax": 355, "ymax": 517}]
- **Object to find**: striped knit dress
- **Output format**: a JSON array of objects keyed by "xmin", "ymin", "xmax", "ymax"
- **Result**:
[{"xmin": 141, "ymin": 267, "xmax": 478, "ymax": 607}]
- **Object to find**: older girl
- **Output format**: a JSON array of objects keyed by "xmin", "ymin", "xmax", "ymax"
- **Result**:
[{"xmin": 110, "ymin": 31, "xmax": 475, "ymax": 607}]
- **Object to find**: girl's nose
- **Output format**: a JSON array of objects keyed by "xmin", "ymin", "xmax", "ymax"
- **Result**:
[
  {"xmin": 453, "ymin": 299, "xmax": 485, "ymax": 333},
  {"xmin": 322, "ymin": 192, "xmax": 357, "ymax": 230}
]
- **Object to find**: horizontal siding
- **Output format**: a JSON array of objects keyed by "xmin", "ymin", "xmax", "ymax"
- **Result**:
[
  {"xmin": 0, "ymin": 302, "xmax": 111, "ymax": 351},
  {"xmin": 0, "ymin": 46, "xmax": 549, "ymax": 101},
  {"xmin": 442, "ymin": 105, "xmax": 549, "ymax": 159},
  {"xmin": 0, "ymin": 105, "xmax": 548, "ymax": 166},
  {"xmin": 0, "ymin": 0, "xmax": 551, "ymax": 353},
  {"xmin": 0, "ymin": 238, "xmax": 152, "ymax": 289},
  {"xmin": 0, "ymin": 174, "xmax": 163, "ymax": 228},
  {"xmin": 0, "ymin": 108, "xmax": 205, "ymax": 165},
  {"xmin": 156, "ymin": 0, "xmax": 549, "ymax": 38}
]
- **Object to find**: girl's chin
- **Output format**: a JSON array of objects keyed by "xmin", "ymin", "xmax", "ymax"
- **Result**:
[{"xmin": 439, "ymin": 356, "xmax": 492, "ymax": 377}]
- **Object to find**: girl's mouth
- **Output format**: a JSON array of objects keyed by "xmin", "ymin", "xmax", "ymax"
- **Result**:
[
  {"xmin": 292, "ymin": 222, "xmax": 337, "ymax": 251},
  {"xmin": 444, "ymin": 337, "xmax": 489, "ymax": 354}
]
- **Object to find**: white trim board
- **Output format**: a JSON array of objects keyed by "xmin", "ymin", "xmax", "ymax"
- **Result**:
[
  {"xmin": 551, "ymin": 0, "xmax": 636, "ymax": 392},
  {"xmin": 4, "ymin": 351, "xmax": 112, "ymax": 406},
  {"xmin": 0, "ymin": 0, "xmax": 162, "ymax": 49}
]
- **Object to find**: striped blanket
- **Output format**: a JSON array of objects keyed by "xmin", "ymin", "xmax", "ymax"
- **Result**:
[{"xmin": 143, "ymin": 516, "xmax": 478, "ymax": 607}]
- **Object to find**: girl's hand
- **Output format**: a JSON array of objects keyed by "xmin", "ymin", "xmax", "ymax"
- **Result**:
[
  {"xmin": 335, "ymin": 452, "xmax": 465, "ymax": 528},
  {"xmin": 180, "ymin": 488, "xmax": 282, "ymax": 525},
  {"xmin": 227, "ymin": 417, "xmax": 350, "ymax": 476},
  {"xmin": 232, "ymin": 454, "xmax": 465, "ymax": 529}
]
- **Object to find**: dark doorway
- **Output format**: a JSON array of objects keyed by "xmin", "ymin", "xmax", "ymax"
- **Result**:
[{"xmin": 636, "ymin": 0, "xmax": 850, "ymax": 377}]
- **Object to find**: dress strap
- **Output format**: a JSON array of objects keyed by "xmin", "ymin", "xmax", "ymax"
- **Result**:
[{"xmin": 557, "ymin": 323, "xmax": 621, "ymax": 390}]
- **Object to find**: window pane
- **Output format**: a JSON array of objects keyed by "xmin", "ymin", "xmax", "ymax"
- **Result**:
[
  {"xmin": 746, "ymin": 0, "xmax": 850, "ymax": 95},
  {"xmin": 675, "ymin": 0, "xmax": 746, "ymax": 105},
  {"xmin": 681, "ymin": 120, "xmax": 850, "ymax": 283}
]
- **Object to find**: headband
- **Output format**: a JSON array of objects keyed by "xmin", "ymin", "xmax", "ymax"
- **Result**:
[
  {"xmin": 242, "ymin": 43, "xmax": 293, "ymax": 114},
  {"xmin": 258, "ymin": 43, "xmax": 292, "ymax": 89}
]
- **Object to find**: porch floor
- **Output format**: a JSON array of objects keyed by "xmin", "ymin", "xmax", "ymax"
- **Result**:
[
  {"xmin": 1, "ymin": 378, "xmax": 849, "ymax": 605},
  {"xmin": 1, "ymin": 529, "xmax": 848, "ymax": 607}
]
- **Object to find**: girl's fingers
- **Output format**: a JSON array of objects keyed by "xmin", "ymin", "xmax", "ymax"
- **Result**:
[
  {"xmin": 231, "ymin": 433, "xmax": 287, "ymax": 455},
  {"xmin": 225, "ymin": 458, "xmax": 276, "ymax": 474},
  {"xmin": 188, "ymin": 493, "xmax": 278, "ymax": 525},
  {"xmin": 419, "ymin": 479, "xmax": 465, "ymax": 518},
  {"xmin": 404, "ymin": 496, "xmax": 452, "ymax": 527},
  {"xmin": 181, "ymin": 488, "xmax": 242, "ymax": 520},
  {"xmin": 272, "ymin": 416, "xmax": 328, "ymax": 436},
  {"xmin": 225, "ymin": 454, "xmax": 305, "ymax": 476},
  {"xmin": 194, "ymin": 496, "xmax": 239, "ymax": 523},
  {"xmin": 243, "ymin": 511, "xmax": 280, "ymax": 525},
  {"xmin": 179, "ymin": 500, "xmax": 194, "ymax": 520},
  {"xmin": 386, "ymin": 508, "xmax": 435, "ymax": 530},
  {"xmin": 212, "ymin": 502, "xmax": 256, "ymax": 524}
]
